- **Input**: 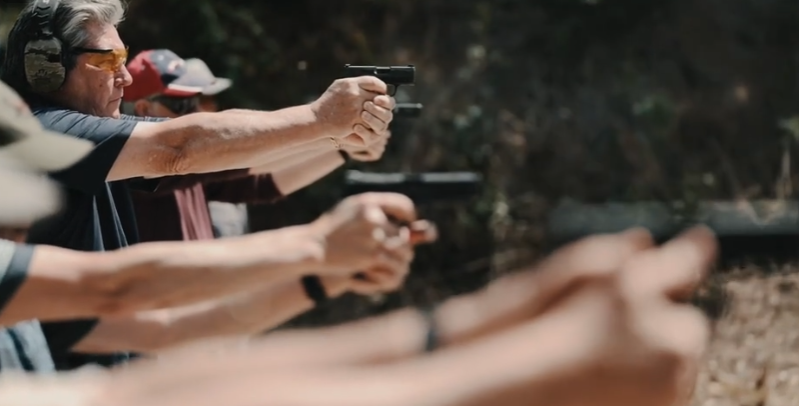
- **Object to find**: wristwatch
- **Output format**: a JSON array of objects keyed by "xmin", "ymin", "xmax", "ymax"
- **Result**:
[
  {"xmin": 301, "ymin": 275, "xmax": 329, "ymax": 306},
  {"xmin": 420, "ymin": 304, "xmax": 439, "ymax": 352}
]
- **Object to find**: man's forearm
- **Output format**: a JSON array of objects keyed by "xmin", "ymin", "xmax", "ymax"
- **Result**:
[
  {"xmin": 103, "ymin": 312, "xmax": 567, "ymax": 406},
  {"xmin": 160, "ymin": 105, "xmax": 327, "ymax": 174},
  {"xmin": 102, "ymin": 281, "xmax": 521, "ymax": 375},
  {"xmin": 242, "ymin": 280, "xmax": 530, "ymax": 368},
  {"xmin": 0, "ymin": 226, "xmax": 322, "ymax": 325},
  {"xmin": 0, "ymin": 320, "xmax": 570, "ymax": 406},
  {"xmin": 0, "ymin": 324, "xmax": 559, "ymax": 406},
  {"xmin": 248, "ymin": 137, "xmax": 338, "ymax": 175},
  {"xmin": 272, "ymin": 149, "xmax": 346, "ymax": 195},
  {"xmin": 73, "ymin": 279, "xmax": 337, "ymax": 353}
]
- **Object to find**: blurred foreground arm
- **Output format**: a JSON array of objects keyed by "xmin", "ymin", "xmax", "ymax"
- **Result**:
[
  {"xmin": 0, "ymin": 224, "xmax": 321, "ymax": 326},
  {"xmin": 0, "ymin": 227, "xmax": 713, "ymax": 406}
]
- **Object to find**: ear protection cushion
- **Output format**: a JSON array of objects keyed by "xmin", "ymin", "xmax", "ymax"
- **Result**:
[
  {"xmin": 24, "ymin": 37, "xmax": 66, "ymax": 93},
  {"xmin": 24, "ymin": 0, "xmax": 65, "ymax": 93}
]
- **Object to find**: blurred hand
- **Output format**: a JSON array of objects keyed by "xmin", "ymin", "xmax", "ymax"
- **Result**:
[
  {"xmin": 310, "ymin": 193, "xmax": 434, "ymax": 280},
  {"xmin": 311, "ymin": 77, "xmax": 396, "ymax": 145},
  {"xmin": 341, "ymin": 130, "xmax": 390, "ymax": 162},
  {"xmin": 472, "ymin": 227, "xmax": 716, "ymax": 406},
  {"xmin": 440, "ymin": 228, "xmax": 658, "ymax": 342},
  {"xmin": 346, "ymin": 220, "xmax": 437, "ymax": 296}
]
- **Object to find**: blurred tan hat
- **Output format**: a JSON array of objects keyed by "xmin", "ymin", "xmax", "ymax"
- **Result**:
[{"xmin": 0, "ymin": 80, "xmax": 94, "ymax": 225}]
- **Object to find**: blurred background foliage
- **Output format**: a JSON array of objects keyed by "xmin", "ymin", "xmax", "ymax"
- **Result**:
[{"xmin": 2, "ymin": 0, "xmax": 799, "ymax": 326}]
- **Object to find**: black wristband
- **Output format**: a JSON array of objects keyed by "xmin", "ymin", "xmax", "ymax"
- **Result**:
[
  {"xmin": 420, "ymin": 304, "xmax": 439, "ymax": 353},
  {"xmin": 301, "ymin": 275, "xmax": 328, "ymax": 306}
]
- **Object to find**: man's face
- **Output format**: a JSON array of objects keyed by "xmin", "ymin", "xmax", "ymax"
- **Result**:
[{"xmin": 58, "ymin": 21, "xmax": 132, "ymax": 118}]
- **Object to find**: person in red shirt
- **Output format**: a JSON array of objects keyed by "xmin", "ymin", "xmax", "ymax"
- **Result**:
[
  {"xmin": 183, "ymin": 57, "xmax": 255, "ymax": 238},
  {"xmin": 122, "ymin": 49, "xmax": 387, "ymax": 242}
]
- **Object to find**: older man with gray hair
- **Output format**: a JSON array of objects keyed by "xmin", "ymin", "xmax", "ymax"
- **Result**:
[{"xmin": 1, "ymin": 0, "xmax": 399, "ymax": 370}]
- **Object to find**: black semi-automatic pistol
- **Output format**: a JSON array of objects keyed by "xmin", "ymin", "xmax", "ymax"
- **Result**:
[{"xmin": 343, "ymin": 65, "xmax": 415, "ymax": 96}]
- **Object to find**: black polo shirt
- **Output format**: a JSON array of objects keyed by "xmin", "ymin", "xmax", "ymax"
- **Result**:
[
  {"xmin": 0, "ymin": 239, "xmax": 55, "ymax": 371},
  {"xmin": 26, "ymin": 106, "xmax": 162, "ymax": 370}
]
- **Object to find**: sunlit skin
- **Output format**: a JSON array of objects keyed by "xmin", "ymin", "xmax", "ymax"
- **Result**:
[{"xmin": 52, "ymin": 21, "xmax": 132, "ymax": 118}]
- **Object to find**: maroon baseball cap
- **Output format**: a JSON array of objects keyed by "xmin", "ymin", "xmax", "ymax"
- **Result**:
[{"xmin": 123, "ymin": 49, "xmax": 216, "ymax": 101}]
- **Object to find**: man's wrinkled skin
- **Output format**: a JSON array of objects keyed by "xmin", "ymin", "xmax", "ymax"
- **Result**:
[{"xmin": 49, "ymin": 22, "xmax": 131, "ymax": 118}]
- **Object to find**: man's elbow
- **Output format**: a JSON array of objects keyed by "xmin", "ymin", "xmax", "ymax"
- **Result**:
[
  {"xmin": 85, "ymin": 283, "xmax": 158, "ymax": 318},
  {"xmin": 79, "ymin": 268, "xmax": 179, "ymax": 317},
  {"xmin": 134, "ymin": 121, "xmax": 200, "ymax": 177},
  {"xmin": 151, "ymin": 134, "xmax": 197, "ymax": 176}
]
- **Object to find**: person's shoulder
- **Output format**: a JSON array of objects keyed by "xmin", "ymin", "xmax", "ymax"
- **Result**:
[
  {"xmin": 30, "ymin": 105, "xmax": 138, "ymax": 141},
  {"xmin": 30, "ymin": 105, "xmax": 93, "ymax": 129},
  {"xmin": 30, "ymin": 104, "xmax": 75, "ymax": 120},
  {"xmin": 0, "ymin": 239, "xmax": 15, "ymax": 268},
  {"xmin": 120, "ymin": 114, "xmax": 169, "ymax": 123}
]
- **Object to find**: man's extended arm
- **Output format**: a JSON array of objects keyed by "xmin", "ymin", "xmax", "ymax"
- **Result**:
[
  {"xmin": 115, "ymin": 107, "xmax": 322, "ymax": 180},
  {"xmin": 202, "ymin": 146, "xmax": 346, "ymax": 204},
  {"xmin": 0, "ymin": 225, "xmax": 323, "ymax": 326},
  {"xmin": 270, "ymin": 150, "xmax": 346, "ymax": 195},
  {"xmin": 69, "ymin": 278, "xmax": 344, "ymax": 353},
  {"xmin": 0, "ymin": 325, "xmax": 558, "ymax": 406},
  {"xmin": 87, "ymin": 230, "xmax": 651, "ymax": 368},
  {"xmin": 108, "ymin": 77, "xmax": 393, "ymax": 181},
  {"xmin": 65, "ymin": 256, "xmax": 531, "ymax": 356},
  {"xmin": 102, "ymin": 322, "xmax": 562, "ymax": 406}
]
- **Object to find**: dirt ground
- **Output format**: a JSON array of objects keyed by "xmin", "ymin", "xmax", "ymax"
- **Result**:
[{"xmin": 692, "ymin": 266, "xmax": 799, "ymax": 406}]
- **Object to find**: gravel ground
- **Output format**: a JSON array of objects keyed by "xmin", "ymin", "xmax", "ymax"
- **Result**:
[{"xmin": 692, "ymin": 266, "xmax": 799, "ymax": 406}]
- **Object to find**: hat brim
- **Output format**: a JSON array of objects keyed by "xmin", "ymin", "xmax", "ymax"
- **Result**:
[
  {"xmin": 2, "ymin": 128, "xmax": 94, "ymax": 172},
  {"xmin": 201, "ymin": 78, "xmax": 232, "ymax": 95},
  {"xmin": 0, "ymin": 160, "xmax": 63, "ymax": 226}
]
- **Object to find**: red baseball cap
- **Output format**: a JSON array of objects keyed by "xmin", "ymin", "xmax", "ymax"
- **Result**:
[{"xmin": 123, "ymin": 49, "xmax": 214, "ymax": 101}]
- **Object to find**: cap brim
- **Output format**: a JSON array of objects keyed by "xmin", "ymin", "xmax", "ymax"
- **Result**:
[
  {"xmin": 201, "ymin": 78, "xmax": 232, "ymax": 95},
  {"xmin": 2, "ymin": 128, "xmax": 94, "ymax": 172},
  {"xmin": 0, "ymin": 159, "xmax": 63, "ymax": 226}
]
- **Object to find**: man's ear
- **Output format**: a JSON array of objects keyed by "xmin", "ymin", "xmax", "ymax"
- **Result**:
[{"xmin": 133, "ymin": 99, "xmax": 150, "ymax": 117}]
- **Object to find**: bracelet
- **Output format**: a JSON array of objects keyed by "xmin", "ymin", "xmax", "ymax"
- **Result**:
[
  {"xmin": 301, "ymin": 275, "xmax": 328, "ymax": 306},
  {"xmin": 420, "ymin": 304, "xmax": 439, "ymax": 353}
]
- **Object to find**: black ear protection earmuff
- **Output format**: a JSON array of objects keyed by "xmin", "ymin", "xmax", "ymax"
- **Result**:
[{"xmin": 23, "ymin": 0, "xmax": 65, "ymax": 93}]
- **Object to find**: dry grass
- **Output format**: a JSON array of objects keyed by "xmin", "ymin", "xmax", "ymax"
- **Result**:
[{"xmin": 692, "ymin": 266, "xmax": 799, "ymax": 406}]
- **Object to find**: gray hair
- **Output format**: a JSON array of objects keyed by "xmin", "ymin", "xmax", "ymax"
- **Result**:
[
  {"xmin": 56, "ymin": 0, "xmax": 127, "ymax": 49},
  {"xmin": 0, "ymin": 0, "xmax": 127, "ymax": 97}
]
